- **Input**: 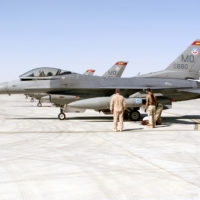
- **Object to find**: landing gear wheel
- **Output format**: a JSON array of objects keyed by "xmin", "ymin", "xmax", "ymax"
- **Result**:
[
  {"xmin": 58, "ymin": 113, "xmax": 66, "ymax": 120},
  {"xmin": 129, "ymin": 110, "xmax": 141, "ymax": 121}
]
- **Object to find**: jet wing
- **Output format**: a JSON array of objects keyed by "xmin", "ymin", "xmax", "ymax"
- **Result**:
[{"xmin": 99, "ymin": 86, "xmax": 193, "ymax": 90}]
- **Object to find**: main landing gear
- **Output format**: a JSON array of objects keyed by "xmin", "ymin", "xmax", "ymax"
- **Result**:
[
  {"xmin": 124, "ymin": 108, "xmax": 141, "ymax": 121},
  {"xmin": 58, "ymin": 106, "xmax": 66, "ymax": 120}
]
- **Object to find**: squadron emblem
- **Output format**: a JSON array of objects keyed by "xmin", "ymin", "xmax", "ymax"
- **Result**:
[{"xmin": 192, "ymin": 48, "xmax": 198, "ymax": 55}]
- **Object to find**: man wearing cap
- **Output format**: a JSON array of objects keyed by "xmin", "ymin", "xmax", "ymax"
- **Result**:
[
  {"xmin": 145, "ymin": 88, "xmax": 157, "ymax": 128},
  {"xmin": 110, "ymin": 89, "xmax": 126, "ymax": 132}
]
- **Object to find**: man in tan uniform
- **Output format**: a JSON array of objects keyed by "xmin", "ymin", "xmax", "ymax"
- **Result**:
[
  {"xmin": 145, "ymin": 88, "xmax": 157, "ymax": 128},
  {"xmin": 110, "ymin": 89, "xmax": 126, "ymax": 132}
]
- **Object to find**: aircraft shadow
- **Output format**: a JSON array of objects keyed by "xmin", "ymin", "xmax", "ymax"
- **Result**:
[
  {"xmin": 12, "ymin": 106, "xmax": 52, "ymax": 108},
  {"xmin": 8, "ymin": 116, "xmax": 113, "ymax": 121},
  {"xmin": 123, "ymin": 128, "xmax": 143, "ymax": 131},
  {"xmin": 7, "ymin": 114, "xmax": 200, "ymax": 126},
  {"xmin": 8, "ymin": 117, "xmax": 58, "ymax": 120}
]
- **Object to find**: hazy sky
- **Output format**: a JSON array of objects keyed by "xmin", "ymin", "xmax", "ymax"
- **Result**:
[{"xmin": 0, "ymin": 0, "xmax": 200, "ymax": 81}]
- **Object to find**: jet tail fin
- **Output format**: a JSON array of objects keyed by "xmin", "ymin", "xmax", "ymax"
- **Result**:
[
  {"xmin": 141, "ymin": 40, "xmax": 200, "ymax": 79},
  {"xmin": 103, "ymin": 61, "xmax": 127, "ymax": 77},
  {"xmin": 165, "ymin": 40, "xmax": 200, "ymax": 79},
  {"xmin": 84, "ymin": 69, "xmax": 95, "ymax": 76}
]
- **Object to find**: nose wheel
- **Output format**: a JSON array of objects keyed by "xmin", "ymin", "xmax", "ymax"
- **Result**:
[
  {"xmin": 58, "ymin": 106, "xmax": 66, "ymax": 120},
  {"xmin": 37, "ymin": 100, "xmax": 42, "ymax": 107},
  {"xmin": 58, "ymin": 112, "xmax": 66, "ymax": 120}
]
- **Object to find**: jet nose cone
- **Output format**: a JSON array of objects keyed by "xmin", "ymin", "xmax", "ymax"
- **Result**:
[{"xmin": 0, "ymin": 82, "xmax": 8, "ymax": 94}]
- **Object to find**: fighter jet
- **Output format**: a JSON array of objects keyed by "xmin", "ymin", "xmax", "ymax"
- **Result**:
[
  {"xmin": 5, "ymin": 61, "xmax": 127, "ymax": 119},
  {"xmin": 0, "ymin": 40, "xmax": 200, "ymax": 121},
  {"xmin": 24, "ymin": 61, "xmax": 127, "ymax": 108}
]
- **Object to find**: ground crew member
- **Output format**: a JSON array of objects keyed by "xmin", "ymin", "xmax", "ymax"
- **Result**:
[
  {"xmin": 110, "ymin": 89, "xmax": 126, "ymax": 132},
  {"xmin": 145, "ymin": 88, "xmax": 157, "ymax": 128},
  {"xmin": 142, "ymin": 103, "xmax": 163, "ymax": 126},
  {"xmin": 155, "ymin": 103, "xmax": 163, "ymax": 125}
]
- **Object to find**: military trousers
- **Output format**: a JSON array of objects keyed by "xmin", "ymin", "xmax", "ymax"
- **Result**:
[
  {"xmin": 147, "ymin": 105, "xmax": 156, "ymax": 127},
  {"xmin": 113, "ymin": 111, "xmax": 124, "ymax": 130},
  {"xmin": 155, "ymin": 104, "xmax": 163, "ymax": 123}
]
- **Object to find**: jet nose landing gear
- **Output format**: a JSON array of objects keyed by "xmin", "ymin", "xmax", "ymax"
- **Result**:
[
  {"xmin": 37, "ymin": 100, "xmax": 42, "ymax": 107},
  {"xmin": 58, "ymin": 106, "xmax": 66, "ymax": 120},
  {"xmin": 58, "ymin": 113, "xmax": 66, "ymax": 120}
]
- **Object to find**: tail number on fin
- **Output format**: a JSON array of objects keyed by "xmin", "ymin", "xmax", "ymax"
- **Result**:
[
  {"xmin": 107, "ymin": 71, "xmax": 117, "ymax": 76},
  {"xmin": 174, "ymin": 55, "xmax": 195, "ymax": 69},
  {"xmin": 181, "ymin": 55, "xmax": 194, "ymax": 63},
  {"xmin": 174, "ymin": 64, "xmax": 188, "ymax": 70}
]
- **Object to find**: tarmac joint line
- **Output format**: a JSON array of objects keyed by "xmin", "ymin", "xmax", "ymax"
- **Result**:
[{"xmin": 98, "ymin": 135, "xmax": 200, "ymax": 190}]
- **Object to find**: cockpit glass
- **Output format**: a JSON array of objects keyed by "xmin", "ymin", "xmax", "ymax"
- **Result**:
[{"xmin": 19, "ymin": 67, "xmax": 74, "ymax": 79}]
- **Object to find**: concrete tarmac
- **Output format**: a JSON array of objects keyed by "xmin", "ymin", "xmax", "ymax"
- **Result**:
[{"xmin": 0, "ymin": 94, "xmax": 200, "ymax": 200}]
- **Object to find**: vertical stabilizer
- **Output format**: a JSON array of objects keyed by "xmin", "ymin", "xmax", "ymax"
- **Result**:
[
  {"xmin": 103, "ymin": 61, "xmax": 127, "ymax": 77},
  {"xmin": 166, "ymin": 40, "xmax": 200, "ymax": 73},
  {"xmin": 84, "ymin": 69, "xmax": 95, "ymax": 76},
  {"xmin": 141, "ymin": 40, "xmax": 200, "ymax": 79}
]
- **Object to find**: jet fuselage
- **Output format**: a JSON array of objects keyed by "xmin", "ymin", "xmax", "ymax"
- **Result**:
[{"xmin": 0, "ymin": 74, "xmax": 199, "ymax": 102}]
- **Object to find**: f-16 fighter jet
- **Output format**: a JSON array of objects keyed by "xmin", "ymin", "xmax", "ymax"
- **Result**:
[
  {"xmin": 24, "ymin": 60, "xmax": 127, "ymax": 107},
  {"xmin": 8, "ymin": 61, "xmax": 127, "ymax": 119},
  {"xmin": 0, "ymin": 40, "xmax": 200, "ymax": 121}
]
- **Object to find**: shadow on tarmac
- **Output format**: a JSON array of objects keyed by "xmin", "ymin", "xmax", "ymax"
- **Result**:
[
  {"xmin": 7, "ymin": 115, "xmax": 200, "ymax": 125},
  {"xmin": 164, "ymin": 115, "xmax": 200, "ymax": 125},
  {"xmin": 123, "ymin": 128, "xmax": 144, "ymax": 131},
  {"xmin": 12, "ymin": 105, "xmax": 52, "ymax": 108}
]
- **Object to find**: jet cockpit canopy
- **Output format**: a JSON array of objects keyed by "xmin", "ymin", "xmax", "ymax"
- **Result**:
[{"xmin": 19, "ymin": 67, "xmax": 74, "ymax": 80}]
